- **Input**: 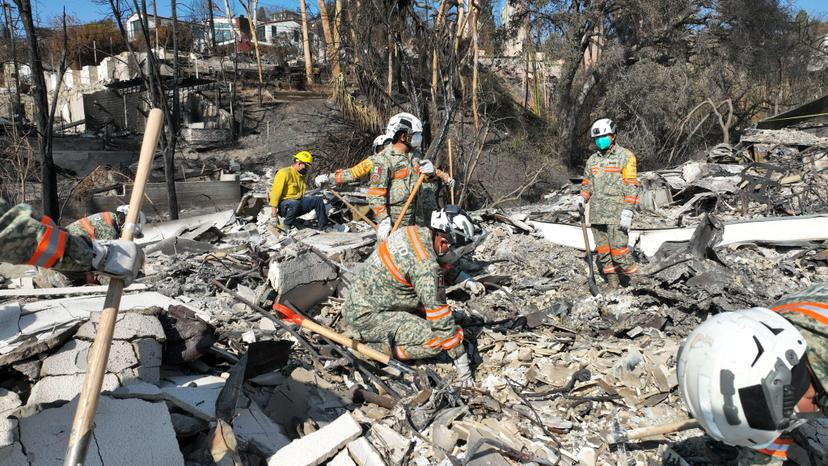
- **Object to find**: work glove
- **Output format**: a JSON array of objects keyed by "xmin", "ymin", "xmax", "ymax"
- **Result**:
[
  {"xmin": 619, "ymin": 209, "xmax": 634, "ymax": 232},
  {"xmin": 417, "ymin": 159, "xmax": 435, "ymax": 175},
  {"xmin": 314, "ymin": 173, "xmax": 331, "ymax": 188},
  {"xmin": 462, "ymin": 278, "xmax": 485, "ymax": 296},
  {"xmin": 453, "ymin": 353, "xmax": 472, "ymax": 387},
  {"xmin": 575, "ymin": 196, "xmax": 586, "ymax": 212},
  {"xmin": 91, "ymin": 240, "xmax": 144, "ymax": 286},
  {"xmin": 376, "ymin": 217, "xmax": 392, "ymax": 242},
  {"xmin": 443, "ymin": 176, "xmax": 456, "ymax": 189}
]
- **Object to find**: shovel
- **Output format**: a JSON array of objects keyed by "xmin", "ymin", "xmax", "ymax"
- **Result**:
[
  {"xmin": 578, "ymin": 204, "xmax": 600, "ymax": 296},
  {"xmin": 272, "ymin": 303, "xmax": 416, "ymax": 375},
  {"xmin": 64, "ymin": 109, "xmax": 165, "ymax": 466}
]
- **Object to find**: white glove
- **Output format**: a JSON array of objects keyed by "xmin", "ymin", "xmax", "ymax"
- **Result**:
[
  {"xmin": 462, "ymin": 279, "xmax": 485, "ymax": 296},
  {"xmin": 575, "ymin": 196, "xmax": 586, "ymax": 211},
  {"xmin": 314, "ymin": 173, "xmax": 331, "ymax": 188},
  {"xmin": 376, "ymin": 218, "xmax": 392, "ymax": 241},
  {"xmin": 444, "ymin": 177, "xmax": 456, "ymax": 189},
  {"xmin": 91, "ymin": 240, "xmax": 144, "ymax": 286},
  {"xmin": 417, "ymin": 159, "xmax": 435, "ymax": 175},
  {"xmin": 619, "ymin": 209, "xmax": 634, "ymax": 232},
  {"xmin": 453, "ymin": 353, "xmax": 472, "ymax": 386}
]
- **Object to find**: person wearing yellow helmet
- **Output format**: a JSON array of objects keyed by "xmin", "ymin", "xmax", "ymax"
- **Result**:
[{"xmin": 268, "ymin": 151, "xmax": 329, "ymax": 231}]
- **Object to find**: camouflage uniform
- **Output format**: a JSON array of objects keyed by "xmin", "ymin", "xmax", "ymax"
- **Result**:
[
  {"xmin": 66, "ymin": 212, "xmax": 119, "ymax": 241},
  {"xmin": 328, "ymin": 149, "xmax": 451, "ymax": 227},
  {"xmin": 342, "ymin": 225, "xmax": 464, "ymax": 361},
  {"xmin": 736, "ymin": 283, "xmax": 828, "ymax": 465},
  {"xmin": 0, "ymin": 198, "xmax": 93, "ymax": 272},
  {"xmin": 581, "ymin": 143, "xmax": 639, "ymax": 276}
]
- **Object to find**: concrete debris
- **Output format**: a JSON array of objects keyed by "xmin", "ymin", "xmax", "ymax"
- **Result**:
[
  {"xmin": 0, "ymin": 124, "xmax": 824, "ymax": 465},
  {"xmin": 266, "ymin": 412, "xmax": 362, "ymax": 466}
]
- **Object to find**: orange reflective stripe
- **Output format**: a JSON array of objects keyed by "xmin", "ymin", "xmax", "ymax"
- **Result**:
[
  {"xmin": 773, "ymin": 302, "xmax": 828, "ymax": 326},
  {"xmin": 604, "ymin": 166, "xmax": 622, "ymax": 173},
  {"xmin": 623, "ymin": 178, "xmax": 638, "ymax": 185},
  {"xmin": 367, "ymin": 188, "xmax": 388, "ymax": 196},
  {"xmin": 758, "ymin": 449, "xmax": 788, "ymax": 458},
  {"xmin": 78, "ymin": 218, "xmax": 96, "ymax": 239},
  {"xmin": 378, "ymin": 241, "xmax": 411, "ymax": 287},
  {"xmin": 602, "ymin": 265, "xmax": 618, "ymax": 273},
  {"xmin": 406, "ymin": 226, "xmax": 429, "ymax": 262},
  {"xmin": 426, "ymin": 305, "xmax": 451, "ymax": 321},
  {"xmin": 611, "ymin": 247, "xmax": 629, "ymax": 257},
  {"xmin": 102, "ymin": 212, "xmax": 113, "ymax": 226},
  {"xmin": 372, "ymin": 205, "xmax": 387, "ymax": 214},
  {"xmin": 590, "ymin": 167, "xmax": 599, "ymax": 174},
  {"xmin": 624, "ymin": 196, "xmax": 639, "ymax": 204},
  {"xmin": 441, "ymin": 329, "xmax": 463, "ymax": 349},
  {"xmin": 395, "ymin": 346, "xmax": 409, "ymax": 360},
  {"xmin": 335, "ymin": 169, "xmax": 345, "ymax": 185},
  {"xmin": 26, "ymin": 217, "xmax": 67, "ymax": 268},
  {"xmin": 425, "ymin": 337, "xmax": 442, "ymax": 349},
  {"xmin": 596, "ymin": 245, "xmax": 611, "ymax": 254},
  {"xmin": 392, "ymin": 168, "xmax": 410, "ymax": 180},
  {"xmin": 622, "ymin": 265, "xmax": 638, "ymax": 275}
]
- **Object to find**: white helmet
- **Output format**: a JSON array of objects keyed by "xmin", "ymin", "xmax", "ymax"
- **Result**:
[
  {"xmin": 116, "ymin": 205, "xmax": 147, "ymax": 237},
  {"xmin": 590, "ymin": 118, "xmax": 616, "ymax": 138},
  {"xmin": 386, "ymin": 112, "xmax": 423, "ymax": 138},
  {"xmin": 677, "ymin": 308, "xmax": 809, "ymax": 448},
  {"xmin": 430, "ymin": 206, "xmax": 476, "ymax": 246},
  {"xmin": 372, "ymin": 133, "xmax": 392, "ymax": 153}
]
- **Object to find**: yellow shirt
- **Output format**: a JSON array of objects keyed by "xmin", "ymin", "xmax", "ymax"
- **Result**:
[{"xmin": 269, "ymin": 166, "xmax": 306, "ymax": 207}]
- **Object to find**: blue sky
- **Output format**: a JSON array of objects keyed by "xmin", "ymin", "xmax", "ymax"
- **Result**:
[{"xmin": 29, "ymin": 0, "xmax": 828, "ymax": 24}]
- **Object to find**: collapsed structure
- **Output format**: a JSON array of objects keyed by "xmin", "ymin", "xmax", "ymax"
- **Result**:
[{"xmin": 0, "ymin": 116, "xmax": 825, "ymax": 465}]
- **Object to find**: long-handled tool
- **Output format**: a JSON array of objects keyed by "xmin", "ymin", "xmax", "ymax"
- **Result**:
[
  {"xmin": 578, "ymin": 204, "xmax": 600, "ymax": 297},
  {"xmin": 391, "ymin": 173, "xmax": 425, "ymax": 234},
  {"xmin": 64, "ymin": 109, "xmax": 165, "ymax": 466},
  {"xmin": 329, "ymin": 190, "xmax": 377, "ymax": 229},
  {"xmin": 272, "ymin": 303, "xmax": 416, "ymax": 375},
  {"xmin": 448, "ymin": 139, "xmax": 455, "ymax": 204},
  {"xmin": 609, "ymin": 419, "xmax": 700, "ymax": 444}
]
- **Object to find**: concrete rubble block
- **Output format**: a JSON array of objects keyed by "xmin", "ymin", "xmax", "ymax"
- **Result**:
[
  {"xmin": 346, "ymin": 437, "xmax": 386, "ymax": 466},
  {"xmin": 0, "ymin": 389, "xmax": 21, "ymax": 449},
  {"xmin": 232, "ymin": 399, "xmax": 291, "ymax": 456},
  {"xmin": 133, "ymin": 338, "xmax": 163, "ymax": 370},
  {"xmin": 28, "ymin": 373, "xmax": 120, "ymax": 405},
  {"xmin": 266, "ymin": 412, "xmax": 363, "ymax": 466},
  {"xmin": 160, "ymin": 374, "xmax": 226, "ymax": 419},
  {"xmin": 329, "ymin": 448, "xmax": 357, "ymax": 466},
  {"xmin": 0, "ymin": 442, "xmax": 26, "ymax": 466},
  {"xmin": 267, "ymin": 249, "xmax": 338, "ymax": 295},
  {"xmin": 39, "ymin": 339, "xmax": 139, "ymax": 377},
  {"xmin": 169, "ymin": 413, "xmax": 209, "ymax": 437},
  {"xmin": 369, "ymin": 424, "xmax": 409, "ymax": 464},
  {"xmin": 76, "ymin": 310, "xmax": 166, "ymax": 342},
  {"xmin": 15, "ymin": 396, "xmax": 184, "ymax": 465}
]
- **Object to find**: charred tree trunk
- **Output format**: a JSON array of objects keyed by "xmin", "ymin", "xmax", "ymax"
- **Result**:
[
  {"xmin": 207, "ymin": 0, "xmax": 217, "ymax": 50},
  {"xmin": 12, "ymin": 0, "xmax": 58, "ymax": 219},
  {"xmin": 316, "ymin": 0, "xmax": 338, "ymax": 76}
]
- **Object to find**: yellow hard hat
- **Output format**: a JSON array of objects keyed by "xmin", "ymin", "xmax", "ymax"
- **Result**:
[{"xmin": 294, "ymin": 151, "xmax": 313, "ymax": 165}]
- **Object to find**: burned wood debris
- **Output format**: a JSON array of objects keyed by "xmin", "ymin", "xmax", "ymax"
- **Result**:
[{"xmin": 0, "ymin": 127, "xmax": 825, "ymax": 465}]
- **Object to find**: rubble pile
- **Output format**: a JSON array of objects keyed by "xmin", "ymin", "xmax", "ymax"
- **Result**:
[{"xmin": 0, "ymin": 128, "xmax": 826, "ymax": 465}]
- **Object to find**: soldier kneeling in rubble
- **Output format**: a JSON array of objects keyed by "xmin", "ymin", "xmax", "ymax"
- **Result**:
[
  {"xmin": 0, "ymin": 198, "xmax": 143, "ymax": 284},
  {"xmin": 342, "ymin": 207, "xmax": 481, "ymax": 385},
  {"xmin": 67, "ymin": 205, "xmax": 146, "ymax": 241},
  {"xmin": 678, "ymin": 283, "xmax": 828, "ymax": 465}
]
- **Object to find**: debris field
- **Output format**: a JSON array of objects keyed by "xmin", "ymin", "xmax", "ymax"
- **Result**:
[{"xmin": 0, "ymin": 128, "xmax": 826, "ymax": 466}]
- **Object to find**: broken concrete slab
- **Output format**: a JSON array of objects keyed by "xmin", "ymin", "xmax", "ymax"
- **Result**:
[
  {"xmin": 159, "ymin": 374, "xmax": 227, "ymax": 419},
  {"xmin": 347, "ymin": 437, "xmax": 387, "ymax": 466},
  {"xmin": 0, "ymin": 283, "xmax": 148, "ymax": 298},
  {"xmin": 267, "ymin": 248, "xmax": 338, "ymax": 296},
  {"xmin": 297, "ymin": 231, "xmax": 376, "ymax": 255},
  {"xmin": 138, "ymin": 210, "xmax": 235, "ymax": 245},
  {"xmin": 28, "ymin": 373, "xmax": 121, "ymax": 405},
  {"xmin": 75, "ymin": 310, "xmax": 167, "ymax": 342},
  {"xmin": 144, "ymin": 237, "xmax": 216, "ymax": 256},
  {"xmin": 329, "ymin": 448, "xmax": 358, "ymax": 466},
  {"xmin": 0, "ymin": 389, "xmax": 21, "ymax": 449},
  {"xmin": 13, "ymin": 396, "xmax": 184, "ymax": 465},
  {"xmin": 232, "ymin": 399, "xmax": 291, "ymax": 456},
  {"xmin": 266, "ymin": 412, "xmax": 362, "ymax": 466},
  {"xmin": 369, "ymin": 424, "xmax": 409, "ymax": 464}
]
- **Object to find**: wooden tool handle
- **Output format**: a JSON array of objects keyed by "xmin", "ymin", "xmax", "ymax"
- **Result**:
[
  {"xmin": 330, "ymin": 190, "xmax": 377, "ymax": 229},
  {"xmin": 624, "ymin": 419, "xmax": 700, "ymax": 441},
  {"xmin": 299, "ymin": 318, "xmax": 392, "ymax": 364},
  {"xmin": 448, "ymin": 139, "xmax": 455, "ymax": 205},
  {"xmin": 64, "ymin": 109, "xmax": 164, "ymax": 466},
  {"xmin": 392, "ymin": 173, "xmax": 425, "ymax": 234}
]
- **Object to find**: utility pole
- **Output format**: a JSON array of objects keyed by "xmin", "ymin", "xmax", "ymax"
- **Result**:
[{"xmin": 2, "ymin": 2, "xmax": 21, "ymax": 129}]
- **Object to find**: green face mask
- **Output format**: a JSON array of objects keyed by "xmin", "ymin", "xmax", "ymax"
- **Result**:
[{"xmin": 595, "ymin": 135, "xmax": 612, "ymax": 151}]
